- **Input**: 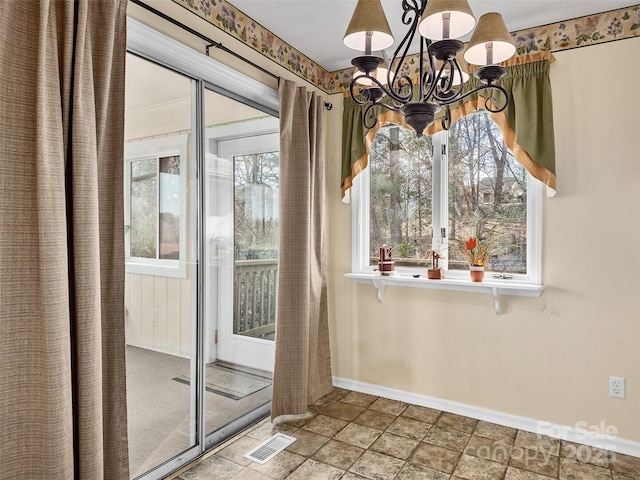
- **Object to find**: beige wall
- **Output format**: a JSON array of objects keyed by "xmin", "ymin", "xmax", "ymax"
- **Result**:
[
  {"xmin": 325, "ymin": 36, "xmax": 640, "ymax": 443},
  {"xmin": 125, "ymin": 273, "xmax": 193, "ymax": 357}
]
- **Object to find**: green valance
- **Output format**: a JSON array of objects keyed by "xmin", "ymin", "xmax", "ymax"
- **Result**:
[{"xmin": 341, "ymin": 53, "xmax": 556, "ymax": 202}]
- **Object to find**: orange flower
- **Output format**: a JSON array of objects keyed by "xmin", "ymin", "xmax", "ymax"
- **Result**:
[
  {"xmin": 465, "ymin": 237, "xmax": 477, "ymax": 251},
  {"xmin": 461, "ymin": 236, "xmax": 490, "ymax": 266}
]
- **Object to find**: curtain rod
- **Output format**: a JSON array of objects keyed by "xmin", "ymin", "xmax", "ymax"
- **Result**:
[
  {"xmin": 130, "ymin": 0, "xmax": 278, "ymax": 80},
  {"xmin": 129, "ymin": 0, "xmax": 333, "ymax": 110}
]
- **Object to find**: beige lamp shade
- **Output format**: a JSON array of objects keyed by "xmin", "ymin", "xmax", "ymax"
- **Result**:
[
  {"xmin": 418, "ymin": 0, "xmax": 476, "ymax": 40},
  {"xmin": 435, "ymin": 51, "xmax": 469, "ymax": 85},
  {"xmin": 463, "ymin": 12, "xmax": 515, "ymax": 65},
  {"xmin": 353, "ymin": 66, "xmax": 394, "ymax": 86},
  {"xmin": 343, "ymin": 0, "xmax": 394, "ymax": 52}
]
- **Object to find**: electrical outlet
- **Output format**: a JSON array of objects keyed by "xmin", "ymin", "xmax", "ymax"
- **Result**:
[{"xmin": 609, "ymin": 376, "xmax": 625, "ymax": 399}]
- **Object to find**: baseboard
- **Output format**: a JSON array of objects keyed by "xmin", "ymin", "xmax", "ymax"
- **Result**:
[{"xmin": 333, "ymin": 376, "xmax": 640, "ymax": 458}]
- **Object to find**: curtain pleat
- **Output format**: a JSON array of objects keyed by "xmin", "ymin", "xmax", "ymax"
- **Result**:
[
  {"xmin": 341, "ymin": 53, "xmax": 557, "ymax": 201},
  {"xmin": 0, "ymin": 1, "xmax": 129, "ymax": 479},
  {"xmin": 272, "ymin": 79, "xmax": 333, "ymax": 419}
]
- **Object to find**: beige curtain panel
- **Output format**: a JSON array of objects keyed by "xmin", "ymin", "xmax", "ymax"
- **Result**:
[
  {"xmin": 0, "ymin": 1, "xmax": 129, "ymax": 479},
  {"xmin": 272, "ymin": 79, "xmax": 333, "ymax": 419},
  {"xmin": 341, "ymin": 52, "xmax": 557, "ymax": 201}
]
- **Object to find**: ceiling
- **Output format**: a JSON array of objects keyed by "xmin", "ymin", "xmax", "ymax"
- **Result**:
[{"xmin": 228, "ymin": 0, "xmax": 639, "ymax": 72}]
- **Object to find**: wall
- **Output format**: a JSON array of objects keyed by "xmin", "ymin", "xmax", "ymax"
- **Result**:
[
  {"xmin": 325, "ymin": 36, "xmax": 640, "ymax": 444},
  {"xmin": 125, "ymin": 273, "xmax": 193, "ymax": 356}
]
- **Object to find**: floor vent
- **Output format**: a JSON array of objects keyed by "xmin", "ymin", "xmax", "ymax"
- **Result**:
[{"xmin": 243, "ymin": 433, "xmax": 296, "ymax": 464}]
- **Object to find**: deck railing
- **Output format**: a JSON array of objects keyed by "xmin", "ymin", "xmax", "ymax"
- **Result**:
[{"xmin": 233, "ymin": 259, "xmax": 277, "ymax": 339}]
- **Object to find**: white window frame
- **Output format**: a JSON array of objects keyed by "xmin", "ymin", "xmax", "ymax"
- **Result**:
[
  {"xmin": 124, "ymin": 133, "xmax": 189, "ymax": 278},
  {"xmin": 351, "ymin": 126, "xmax": 542, "ymax": 288}
]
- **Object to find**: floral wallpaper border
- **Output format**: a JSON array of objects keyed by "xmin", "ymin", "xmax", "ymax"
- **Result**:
[{"xmin": 173, "ymin": 0, "xmax": 640, "ymax": 95}]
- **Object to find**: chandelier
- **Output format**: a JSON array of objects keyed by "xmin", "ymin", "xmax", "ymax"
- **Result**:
[{"xmin": 343, "ymin": 0, "xmax": 516, "ymax": 136}]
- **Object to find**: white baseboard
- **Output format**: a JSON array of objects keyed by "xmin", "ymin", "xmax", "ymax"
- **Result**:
[{"xmin": 333, "ymin": 376, "xmax": 640, "ymax": 458}]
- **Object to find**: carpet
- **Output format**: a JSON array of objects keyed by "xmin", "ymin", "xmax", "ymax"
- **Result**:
[{"xmin": 173, "ymin": 362, "xmax": 272, "ymax": 400}]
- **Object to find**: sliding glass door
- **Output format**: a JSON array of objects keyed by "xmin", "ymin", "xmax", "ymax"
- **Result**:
[
  {"xmin": 124, "ymin": 52, "xmax": 199, "ymax": 480},
  {"xmin": 124, "ymin": 17, "xmax": 280, "ymax": 480},
  {"xmin": 203, "ymin": 87, "xmax": 276, "ymax": 442}
]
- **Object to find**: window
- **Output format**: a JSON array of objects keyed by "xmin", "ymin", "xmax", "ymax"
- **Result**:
[
  {"xmin": 234, "ymin": 151, "xmax": 280, "ymax": 261},
  {"xmin": 353, "ymin": 111, "xmax": 541, "ymax": 285},
  {"xmin": 206, "ymin": 118, "xmax": 280, "ymax": 341},
  {"xmin": 447, "ymin": 114, "xmax": 530, "ymax": 275},
  {"xmin": 125, "ymin": 134, "xmax": 188, "ymax": 277},
  {"xmin": 368, "ymin": 127, "xmax": 433, "ymax": 268}
]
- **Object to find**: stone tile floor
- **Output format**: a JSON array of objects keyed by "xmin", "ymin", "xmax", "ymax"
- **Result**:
[{"xmin": 169, "ymin": 388, "xmax": 640, "ymax": 480}]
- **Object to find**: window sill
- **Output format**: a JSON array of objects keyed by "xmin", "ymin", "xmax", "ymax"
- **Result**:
[
  {"xmin": 126, "ymin": 260, "xmax": 187, "ymax": 279},
  {"xmin": 344, "ymin": 272, "xmax": 543, "ymax": 314}
]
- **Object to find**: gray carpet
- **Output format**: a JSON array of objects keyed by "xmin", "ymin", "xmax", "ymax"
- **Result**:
[
  {"xmin": 174, "ymin": 362, "xmax": 272, "ymax": 400},
  {"xmin": 126, "ymin": 346, "xmax": 272, "ymax": 479}
]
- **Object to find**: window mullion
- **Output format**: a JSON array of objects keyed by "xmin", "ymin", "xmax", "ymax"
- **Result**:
[
  {"xmin": 351, "ymin": 166, "xmax": 370, "ymax": 273},
  {"xmin": 432, "ymin": 131, "xmax": 449, "ymax": 270},
  {"xmin": 156, "ymin": 157, "xmax": 161, "ymax": 260},
  {"xmin": 125, "ymin": 161, "xmax": 131, "ymax": 259}
]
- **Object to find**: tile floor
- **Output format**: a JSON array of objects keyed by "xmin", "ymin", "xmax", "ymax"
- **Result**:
[{"xmin": 169, "ymin": 387, "xmax": 640, "ymax": 480}]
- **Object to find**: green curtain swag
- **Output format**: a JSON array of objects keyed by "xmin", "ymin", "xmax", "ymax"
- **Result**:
[{"xmin": 341, "ymin": 57, "xmax": 556, "ymax": 203}]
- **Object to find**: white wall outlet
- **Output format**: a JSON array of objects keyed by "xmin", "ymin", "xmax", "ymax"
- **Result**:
[{"xmin": 609, "ymin": 376, "xmax": 625, "ymax": 399}]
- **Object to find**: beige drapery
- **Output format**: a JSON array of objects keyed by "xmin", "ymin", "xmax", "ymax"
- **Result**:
[
  {"xmin": 272, "ymin": 79, "xmax": 333, "ymax": 419},
  {"xmin": 341, "ymin": 52, "xmax": 556, "ymax": 202},
  {"xmin": 0, "ymin": 2, "xmax": 129, "ymax": 479}
]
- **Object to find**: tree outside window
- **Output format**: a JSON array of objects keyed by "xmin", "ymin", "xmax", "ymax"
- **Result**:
[
  {"xmin": 233, "ymin": 151, "xmax": 279, "ymax": 261},
  {"xmin": 448, "ymin": 114, "xmax": 526, "ymax": 274},
  {"xmin": 369, "ymin": 126, "xmax": 433, "ymax": 266},
  {"xmin": 368, "ymin": 111, "xmax": 527, "ymax": 275}
]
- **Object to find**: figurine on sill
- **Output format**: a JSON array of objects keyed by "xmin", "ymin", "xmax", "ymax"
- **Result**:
[
  {"xmin": 377, "ymin": 244, "xmax": 395, "ymax": 276},
  {"xmin": 425, "ymin": 249, "xmax": 444, "ymax": 280}
]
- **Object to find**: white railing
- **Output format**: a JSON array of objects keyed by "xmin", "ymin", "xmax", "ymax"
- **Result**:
[{"xmin": 233, "ymin": 259, "xmax": 277, "ymax": 338}]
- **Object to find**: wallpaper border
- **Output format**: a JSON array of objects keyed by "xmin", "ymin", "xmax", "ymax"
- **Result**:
[{"xmin": 172, "ymin": 0, "xmax": 640, "ymax": 94}]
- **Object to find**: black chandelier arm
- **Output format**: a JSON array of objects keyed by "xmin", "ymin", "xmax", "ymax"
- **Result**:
[
  {"xmin": 349, "ymin": 78, "xmax": 369, "ymax": 106},
  {"xmin": 438, "ymin": 83, "xmax": 510, "ymax": 114},
  {"xmin": 389, "ymin": 35, "xmax": 415, "ymax": 91},
  {"xmin": 387, "ymin": 0, "xmax": 422, "ymax": 99},
  {"xmin": 349, "ymin": 74, "xmax": 386, "ymax": 105},
  {"xmin": 363, "ymin": 104, "xmax": 379, "ymax": 130},
  {"xmin": 362, "ymin": 100, "xmax": 401, "ymax": 130},
  {"xmin": 441, "ymin": 105, "xmax": 452, "ymax": 130},
  {"xmin": 431, "ymin": 78, "xmax": 464, "ymax": 103},
  {"xmin": 418, "ymin": 55, "xmax": 458, "ymax": 103},
  {"xmin": 348, "ymin": 76, "xmax": 403, "ymax": 130},
  {"xmin": 401, "ymin": 0, "xmax": 423, "ymax": 25},
  {"xmin": 388, "ymin": 74, "xmax": 415, "ymax": 103},
  {"xmin": 350, "ymin": 72, "xmax": 414, "ymax": 105},
  {"xmin": 481, "ymin": 85, "xmax": 511, "ymax": 113},
  {"xmin": 418, "ymin": 36, "xmax": 431, "ymax": 100},
  {"xmin": 420, "ymin": 69, "xmax": 436, "ymax": 101}
]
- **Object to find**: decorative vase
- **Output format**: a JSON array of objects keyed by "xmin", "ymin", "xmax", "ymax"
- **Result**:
[
  {"xmin": 378, "ymin": 244, "xmax": 395, "ymax": 276},
  {"xmin": 469, "ymin": 265, "xmax": 485, "ymax": 282},
  {"xmin": 427, "ymin": 268, "xmax": 443, "ymax": 279}
]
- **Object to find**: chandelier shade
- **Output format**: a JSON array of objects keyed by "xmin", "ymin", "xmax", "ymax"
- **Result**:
[
  {"xmin": 418, "ymin": 0, "xmax": 476, "ymax": 40},
  {"xmin": 343, "ymin": 0, "xmax": 394, "ymax": 52},
  {"xmin": 353, "ymin": 66, "xmax": 393, "ymax": 87},
  {"xmin": 464, "ymin": 12, "xmax": 516, "ymax": 65}
]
